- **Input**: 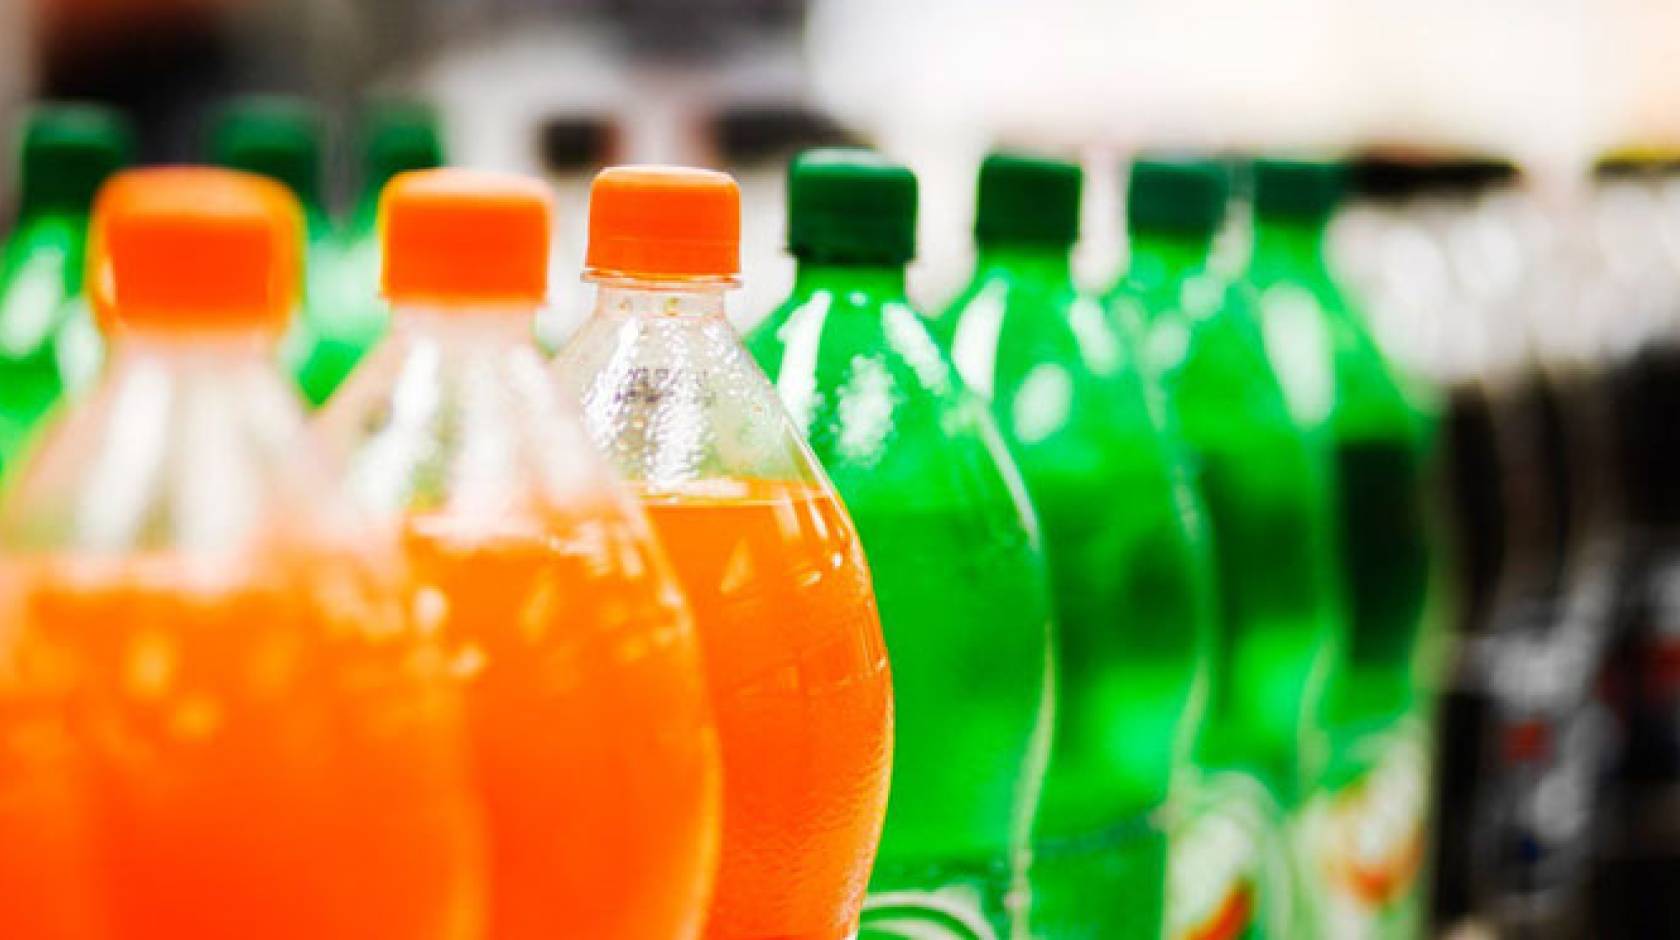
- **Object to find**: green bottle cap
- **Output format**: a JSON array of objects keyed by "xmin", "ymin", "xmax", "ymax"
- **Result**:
[
  {"xmin": 975, "ymin": 152, "xmax": 1081, "ymax": 247},
  {"xmin": 362, "ymin": 101, "xmax": 445, "ymax": 195},
  {"xmin": 18, "ymin": 103, "xmax": 134, "ymax": 216},
  {"xmin": 1127, "ymin": 157, "xmax": 1229, "ymax": 236},
  {"xmin": 1252, "ymin": 157, "xmax": 1345, "ymax": 223},
  {"xmin": 787, "ymin": 148, "xmax": 916, "ymax": 265},
  {"xmin": 210, "ymin": 96, "xmax": 325, "ymax": 206}
]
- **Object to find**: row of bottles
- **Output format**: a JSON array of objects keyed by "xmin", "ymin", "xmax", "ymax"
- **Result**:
[
  {"xmin": 0, "ymin": 121, "xmax": 1437, "ymax": 937},
  {"xmin": 0, "ymin": 98, "xmax": 446, "ymax": 470}
]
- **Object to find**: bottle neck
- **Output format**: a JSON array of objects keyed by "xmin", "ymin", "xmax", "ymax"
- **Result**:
[
  {"xmin": 590, "ymin": 279, "xmax": 732, "ymax": 320},
  {"xmin": 1125, "ymin": 228, "xmax": 1217, "ymax": 280},
  {"xmin": 1250, "ymin": 216, "xmax": 1331, "ymax": 273},
  {"xmin": 792, "ymin": 259, "xmax": 908, "ymax": 298},
  {"xmin": 974, "ymin": 241, "xmax": 1074, "ymax": 285},
  {"xmin": 113, "ymin": 327, "xmax": 279, "ymax": 364},
  {"xmin": 392, "ymin": 304, "xmax": 537, "ymax": 343}
]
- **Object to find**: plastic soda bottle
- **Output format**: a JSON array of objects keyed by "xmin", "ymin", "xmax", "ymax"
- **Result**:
[
  {"xmin": 747, "ymin": 149, "xmax": 1055, "ymax": 938},
  {"xmin": 1248, "ymin": 157, "xmax": 1433, "ymax": 739},
  {"xmin": 1246, "ymin": 158, "xmax": 1433, "ymax": 937},
  {"xmin": 0, "ymin": 104, "xmax": 131, "ymax": 469},
  {"xmin": 556, "ymin": 165, "xmax": 893, "ymax": 940},
  {"xmin": 305, "ymin": 101, "xmax": 446, "ymax": 407},
  {"xmin": 210, "ymin": 97, "xmax": 332, "ymax": 239},
  {"xmin": 318, "ymin": 168, "xmax": 722, "ymax": 939},
  {"xmin": 349, "ymin": 102, "xmax": 446, "ymax": 255},
  {"xmin": 1111, "ymin": 157, "xmax": 1346, "ymax": 938},
  {"xmin": 0, "ymin": 167, "xmax": 483, "ymax": 939},
  {"xmin": 930, "ymin": 152, "xmax": 1214, "ymax": 938}
]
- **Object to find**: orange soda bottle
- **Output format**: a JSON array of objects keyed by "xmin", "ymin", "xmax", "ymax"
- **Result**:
[
  {"xmin": 317, "ymin": 167, "xmax": 722, "ymax": 940},
  {"xmin": 0, "ymin": 167, "xmax": 484, "ymax": 939},
  {"xmin": 555, "ymin": 166, "xmax": 894, "ymax": 940}
]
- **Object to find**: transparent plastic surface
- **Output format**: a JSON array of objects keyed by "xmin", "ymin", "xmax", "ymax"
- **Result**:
[
  {"xmin": 558, "ymin": 280, "xmax": 893, "ymax": 940},
  {"xmin": 749, "ymin": 263, "xmax": 1055, "ymax": 938},
  {"xmin": 933, "ymin": 245, "xmax": 1216, "ymax": 939},
  {"xmin": 318, "ymin": 307, "xmax": 722, "ymax": 940},
  {"xmin": 0, "ymin": 332, "xmax": 485, "ymax": 939}
]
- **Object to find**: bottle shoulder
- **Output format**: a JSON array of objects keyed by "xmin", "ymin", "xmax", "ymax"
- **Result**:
[
  {"xmin": 752, "ymin": 286, "xmax": 966, "ymax": 409},
  {"xmin": 1249, "ymin": 267, "xmax": 1416, "ymax": 434},
  {"xmin": 946, "ymin": 279, "xmax": 1164, "ymax": 450},
  {"xmin": 321, "ymin": 328, "xmax": 623, "ymax": 523},
  {"xmin": 751, "ymin": 287, "xmax": 1041, "ymax": 529},
  {"xmin": 558, "ymin": 306, "xmax": 825, "ymax": 492},
  {"xmin": 0, "ymin": 351, "xmax": 353, "ymax": 559}
]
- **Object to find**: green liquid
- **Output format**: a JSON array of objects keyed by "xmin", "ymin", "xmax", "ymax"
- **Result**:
[
  {"xmin": 1115, "ymin": 256, "xmax": 1342, "ymax": 806},
  {"xmin": 1019, "ymin": 468, "xmax": 1197, "ymax": 937},
  {"xmin": 0, "ymin": 219, "xmax": 86, "ymax": 472},
  {"xmin": 1194, "ymin": 438, "xmax": 1341, "ymax": 797},
  {"xmin": 751, "ymin": 264, "xmax": 1055, "ymax": 937},
  {"xmin": 285, "ymin": 237, "xmax": 387, "ymax": 408},
  {"xmin": 1030, "ymin": 462, "xmax": 1206, "ymax": 811},
  {"xmin": 1114, "ymin": 231, "xmax": 1345, "ymax": 940},
  {"xmin": 1331, "ymin": 436, "xmax": 1431, "ymax": 736},
  {"xmin": 1029, "ymin": 817, "xmax": 1169, "ymax": 940},
  {"xmin": 936, "ymin": 244, "xmax": 1214, "ymax": 938},
  {"xmin": 857, "ymin": 499, "xmax": 1054, "ymax": 937},
  {"xmin": 1248, "ymin": 204, "xmax": 1437, "ymax": 931}
]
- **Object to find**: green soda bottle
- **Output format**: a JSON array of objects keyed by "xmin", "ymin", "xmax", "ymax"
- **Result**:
[
  {"xmin": 211, "ymin": 96, "xmax": 332, "ymax": 237},
  {"xmin": 300, "ymin": 101, "xmax": 445, "ymax": 406},
  {"xmin": 748, "ymin": 149, "xmax": 1055, "ymax": 939},
  {"xmin": 1247, "ymin": 158, "xmax": 1433, "ymax": 938},
  {"xmin": 1111, "ymin": 157, "xmax": 1346, "ymax": 939},
  {"xmin": 0, "ymin": 104, "xmax": 131, "ymax": 469},
  {"xmin": 208, "ymin": 97, "xmax": 340, "ymax": 403},
  {"xmin": 930, "ymin": 152, "xmax": 1214, "ymax": 939},
  {"xmin": 348, "ymin": 102, "xmax": 446, "ymax": 254}
]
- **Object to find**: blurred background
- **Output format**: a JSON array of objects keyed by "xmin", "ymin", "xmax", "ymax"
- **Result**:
[
  {"xmin": 13, "ymin": 2, "xmax": 1680, "ymax": 938},
  {"xmin": 17, "ymin": 0, "xmax": 1680, "ymax": 321}
]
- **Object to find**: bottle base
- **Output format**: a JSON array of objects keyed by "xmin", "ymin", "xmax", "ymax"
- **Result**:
[{"xmin": 860, "ymin": 853, "xmax": 1015, "ymax": 939}]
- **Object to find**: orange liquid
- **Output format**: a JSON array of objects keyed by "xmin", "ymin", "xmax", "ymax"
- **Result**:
[
  {"xmin": 402, "ymin": 510, "xmax": 721, "ymax": 940},
  {"xmin": 642, "ymin": 480, "xmax": 893, "ymax": 940},
  {"xmin": 0, "ymin": 552, "xmax": 484, "ymax": 940}
]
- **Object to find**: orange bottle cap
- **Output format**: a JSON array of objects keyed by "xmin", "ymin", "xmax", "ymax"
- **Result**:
[
  {"xmin": 585, "ymin": 165, "xmax": 739, "ymax": 280},
  {"xmin": 89, "ymin": 166, "xmax": 303, "ymax": 333},
  {"xmin": 381, "ymin": 168, "xmax": 552, "ymax": 306}
]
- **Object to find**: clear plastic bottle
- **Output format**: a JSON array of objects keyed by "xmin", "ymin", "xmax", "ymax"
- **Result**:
[
  {"xmin": 0, "ymin": 167, "xmax": 484, "ymax": 939},
  {"xmin": 317, "ymin": 168, "xmax": 721, "ymax": 940},
  {"xmin": 556, "ymin": 165, "xmax": 893, "ymax": 940}
]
